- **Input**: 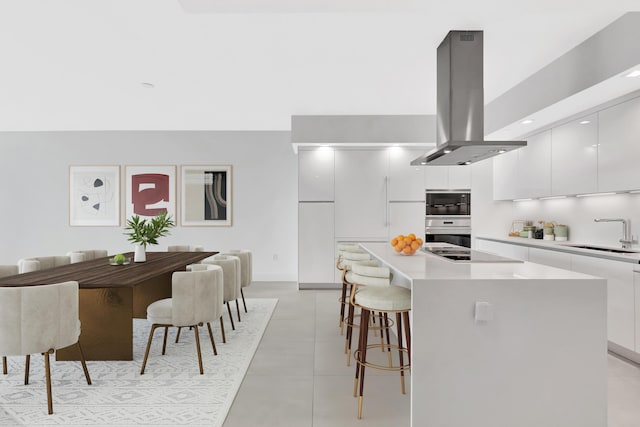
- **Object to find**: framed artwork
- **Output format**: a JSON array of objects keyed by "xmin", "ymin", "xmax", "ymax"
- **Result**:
[
  {"xmin": 125, "ymin": 165, "xmax": 176, "ymax": 221},
  {"xmin": 181, "ymin": 165, "xmax": 232, "ymax": 226},
  {"xmin": 69, "ymin": 165, "xmax": 120, "ymax": 226}
]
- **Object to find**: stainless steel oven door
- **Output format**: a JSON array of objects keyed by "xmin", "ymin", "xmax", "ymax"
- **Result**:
[
  {"xmin": 425, "ymin": 191, "xmax": 471, "ymax": 217},
  {"xmin": 425, "ymin": 220, "xmax": 471, "ymax": 248}
]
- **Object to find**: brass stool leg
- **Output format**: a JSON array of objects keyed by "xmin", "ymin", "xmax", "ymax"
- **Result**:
[
  {"xmin": 193, "ymin": 324, "xmax": 204, "ymax": 375},
  {"xmin": 44, "ymin": 349, "xmax": 54, "ymax": 415},
  {"xmin": 2, "ymin": 356, "xmax": 7, "ymax": 375},
  {"xmin": 219, "ymin": 317, "xmax": 227, "ymax": 343},
  {"xmin": 396, "ymin": 313, "xmax": 406, "ymax": 394},
  {"xmin": 24, "ymin": 354, "xmax": 30, "ymax": 385},
  {"xmin": 140, "ymin": 324, "xmax": 159, "ymax": 375},
  {"xmin": 403, "ymin": 311, "xmax": 412, "ymax": 366},
  {"xmin": 339, "ymin": 280, "xmax": 348, "ymax": 334},
  {"xmin": 227, "ymin": 302, "xmax": 236, "ymax": 330},
  {"xmin": 345, "ymin": 299, "xmax": 356, "ymax": 365},
  {"xmin": 357, "ymin": 309, "xmax": 371, "ymax": 419}
]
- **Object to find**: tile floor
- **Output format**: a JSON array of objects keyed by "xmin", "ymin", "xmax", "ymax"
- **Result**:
[{"xmin": 224, "ymin": 282, "xmax": 640, "ymax": 427}]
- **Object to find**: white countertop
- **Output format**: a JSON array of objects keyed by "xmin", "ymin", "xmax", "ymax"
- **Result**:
[
  {"xmin": 360, "ymin": 242, "xmax": 600, "ymax": 282},
  {"xmin": 476, "ymin": 235, "xmax": 640, "ymax": 264}
]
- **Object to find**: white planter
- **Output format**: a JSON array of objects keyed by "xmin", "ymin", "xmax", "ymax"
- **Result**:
[{"xmin": 134, "ymin": 244, "xmax": 146, "ymax": 262}]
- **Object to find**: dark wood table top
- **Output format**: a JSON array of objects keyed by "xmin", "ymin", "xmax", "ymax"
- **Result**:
[{"xmin": 0, "ymin": 251, "xmax": 217, "ymax": 289}]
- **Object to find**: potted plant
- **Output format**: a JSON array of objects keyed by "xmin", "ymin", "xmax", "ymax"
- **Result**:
[{"xmin": 125, "ymin": 212, "xmax": 175, "ymax": 262}]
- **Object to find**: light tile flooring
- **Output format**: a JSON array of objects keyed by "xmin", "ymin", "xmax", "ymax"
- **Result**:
[{"xmin": 224, "ymin": 282, "xmax": 640, "ymax": 427}]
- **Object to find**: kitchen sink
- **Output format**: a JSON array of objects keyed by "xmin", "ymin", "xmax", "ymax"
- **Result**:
[{"xmin": 561, "ymin": 244, "xmax": 639, "ymax": 254}]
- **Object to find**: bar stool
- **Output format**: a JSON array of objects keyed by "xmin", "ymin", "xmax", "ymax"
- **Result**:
[
  {"xmin": 336, "ymin": 245, "xmax": 375, "ymax": 333},
  {"xmin": 349, "ymin": 264, "xmax": 411, "ymax": 419}
]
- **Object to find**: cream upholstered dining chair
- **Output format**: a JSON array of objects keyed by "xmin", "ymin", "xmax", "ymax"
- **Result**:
[
  {"xmin": 140, "ymin": 264, "xmax": 224, "ymax": 375},
  {"xmin": 220, "ymin": 250, "xmax": 252, "ymax": 313},
  {"xmin": 67, "ymin": 250, "xmax": 109, "ymax": 263},
  {"xmin": 17, "ymin": 256, "xmax": 71, "ymax": 273},
  {"xmin": 167, "ymin": 245, "xmax": 204, "ymax": 252},
  {"xmin": 0, "ymin": 281, "xmax": 92, "ymax": 415},
  {"xmin": 0, "ymin": 265, "xmax": 19, "ymax": 376},
  {"xmin": 199, "ymin": 255, "xmax": 242, "ymax": 336}
]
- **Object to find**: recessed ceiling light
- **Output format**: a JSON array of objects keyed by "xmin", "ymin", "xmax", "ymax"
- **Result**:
[
  {"xmin": 443, "ymin": 149, "xmax": 452, "ymax": 154},
  {"xmin": 579, "ymin": 120, "xmax": 591, "ymax": 125},
  {"xmin": 513, "ymin": 198, "xmax": 533, "ymax": 202},
  {"xmin": 625, "ymin": 70, "xmax": 640, "ymax": 78},
  {"xmin": 498, "ymin": 149, "xmax": 507, "ymax": 154},
  {"xmin": 539, "ymin": 196, "xmax": 566, "ymax": 200},
  {"xmin": 141, "ymin": 82, "xmax": 155, "ymax": 88},
  {"xmin": 420, "ymin": 161, "xmax": 427, "ymax": 165},
  {"xmin": 521, "ymin": 119, "xmax": 534, "ymax": 125},
  {"xmin": 463, "ymin": 161, "xmax": 471, "ymax": 165},
  {"xmin": 575, "ymin": 192, "xmax": 617, "ymax": 197}
]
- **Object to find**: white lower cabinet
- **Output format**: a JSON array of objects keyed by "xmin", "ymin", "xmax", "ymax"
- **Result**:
[
  {"xmin": 298, "ymin": 203, "xmax": 335, "ymax": 284},
  {"xmin": 635, "ymin": 272, "xmax": 640, "ymax": 353},
  {"xmin": 528, "ymin": 248, "xmax": 571, "ymax": 270},
  {"xmin": 566, "ymin": 255, "xmax": 635, "ymax": 351},
  {"xmin": 475, "ymin": 239, "xmax": 529, "ymax": 261}
]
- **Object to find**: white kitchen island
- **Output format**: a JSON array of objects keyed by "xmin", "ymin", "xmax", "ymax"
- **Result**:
[{"xmin": 359, "ymin": 242, "xmax": 607, "ymax": 427}]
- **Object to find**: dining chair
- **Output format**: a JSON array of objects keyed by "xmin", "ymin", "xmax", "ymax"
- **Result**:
[
  {"xmin": 0, "ymin": 265, "xmax": 19, "ymax": 375},
  {"xmin": 220, "ymin": 250, "xmax": 252, "ymax": 313},
  {"xmin": 198, "ymin": 255, "xmax": 242, "ymax": 337},
  {"xmin": 18, "ymin": 256, "xmax": 71, "ymax": 273},
  {"xmin": 0, "ymin": 281, "xmax": 92, "ymax": 415},
  {"xmin": 67, "ymin": 250, "xmax": 109, "ymax": 263},
  {"xmin": 140, "ymin": 264, "xmax": 223, "ymax": 375},
  {"xmin": 167, "ymin": 245, "xmax": 204, "ymax": 252}
]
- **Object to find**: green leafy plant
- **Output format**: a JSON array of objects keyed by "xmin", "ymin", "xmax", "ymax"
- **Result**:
[{"xmin": 125, "ymin": 212, "xmax": 175, "ymax": 247}]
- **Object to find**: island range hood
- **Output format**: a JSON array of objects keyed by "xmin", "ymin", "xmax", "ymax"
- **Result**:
[{"xmin": 411, "ymin": 31, "xmax": 526, "ymax": 166}]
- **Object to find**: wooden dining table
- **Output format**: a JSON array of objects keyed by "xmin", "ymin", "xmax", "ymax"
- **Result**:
[{"xmin": 0, "ymin": 251, "xmax": 217, "ymax": 361}]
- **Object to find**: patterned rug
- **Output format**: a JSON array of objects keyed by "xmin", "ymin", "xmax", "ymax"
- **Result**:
[{"xmin": 0, "ymin": 298, "xmax": 277, "ymax": 426}]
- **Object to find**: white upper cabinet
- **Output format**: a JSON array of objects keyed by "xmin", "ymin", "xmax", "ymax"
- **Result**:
[
  {"xmin": 517, "ymin": 130, "xmax": 551, "ymax": 199},
  {"xmin": 598, "ymin": 96, "xmax": 640, "ymax": 192},
  {"xmin": 448, "ymin": 166, "xmax": 472, "ymax": 189},
  {"xmin": 298, "ymin": 148, "xmax": 335, "ymax": 201},
  {"xmin": 493, "ymin": 150, "xmax": 519, "ymax": 200},
  {"xmin": 334, "ymin": 150, "xmax": 389, "ymax": 239},
  {"xmin": 388, "ymin": 148, "xmax": 426, "ymax": 201},
  {"xmin": 425, "ymin": 165, "xmax": 471, "ymax": 190},
  {"xmin": 551, "ymin": 114, "xmax": 598, "ymax": 196}
]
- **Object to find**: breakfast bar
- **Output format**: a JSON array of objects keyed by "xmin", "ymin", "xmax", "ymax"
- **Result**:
[{"xmin": 360, "ymin": 242, "xmax": 608, "ymax": 427}]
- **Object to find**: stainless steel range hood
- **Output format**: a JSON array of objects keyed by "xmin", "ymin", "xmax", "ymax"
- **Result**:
[{"xmin": 411, "ymin": 31, "xmax": 526, "ymax": 166}]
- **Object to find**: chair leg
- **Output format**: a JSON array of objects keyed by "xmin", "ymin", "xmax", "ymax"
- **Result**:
[
  {"xmin": 206, "ymin": 322, "xmax": 218, "ymax": 356},
  {"xmin": 357, "ymin": 309, "xmax": 371, "ymax": 419},
  {"xmin": 219, "ymin": 317, "xmax": 227, "ymax": 344},
  {"xmin": 339, "ymin": 281, "xmax": 348, "ymax": 334},
  {"xmin": 43, "ymin": 349, "xmax": 54, "ymax": 415},
  {"xmin": 2, "ymin": 356, "xmax": 7, "ymax": 375},
  {"xmin": 162, "ymin": 326, "xmax": 169, "ymax": 355},
  {"xmin": 379, "ymin": 312, "xmax": 385, "ymax": 352},
  {"xmin": 241, "ymin": 288, "xmax": 247, "ymax": 313},
  {"xmin": 193, "ymin": 325, "xmax": 204, "ymax": 375},
  {"xmin": 383, "ymin": 313, "xmax": 393, "ymax": 367},
  {"xmin": 396, "ymin": 313, "xmax": 406, "ymax": 395},
  {"xmin": 403, "ymin": 311, "xmax": 411, "ymax": 366},
  {"xmin": 175, "ymin": 326, "xmax": 182, "ymax": 343},
  {"xmin": 345, "ymin": 301, "xmax": 355, "ymax": 365},
  {"xmin": 235, "ymin": 299, "xmax": 242, "ymax": 323},
  {"xmin": 76, "ymin": 341, "xmax": 92, "ymax": 385},
  {"xmin": 226, "ymin": 302, "xmax": 236, "ymax": 330},
  {"xmin": 140, "ymin": 324, "xmax": 160, "ymax": 375},
  {"xmin": 24, "ymin": 354, "xmax": 30, "ymax": 385}
]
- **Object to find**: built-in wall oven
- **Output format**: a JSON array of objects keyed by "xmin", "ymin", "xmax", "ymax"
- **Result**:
[{"xmin": 425, "ymin": 190, "xmax": 471, "ymax": 248}]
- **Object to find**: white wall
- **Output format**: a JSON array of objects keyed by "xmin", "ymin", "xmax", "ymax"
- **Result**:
[
  {"xmin": 0, "ymin": 131, "xmax": 297, "ymax": 281},
  {"xmin": 471, "ymin": 157, "xmax": 640, "ymax": 248}
]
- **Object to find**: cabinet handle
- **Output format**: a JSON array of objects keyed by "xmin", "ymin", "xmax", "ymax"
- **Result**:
[{"xmin": 384, "ymin": 176, "xmax": 389, "ymax": 227}]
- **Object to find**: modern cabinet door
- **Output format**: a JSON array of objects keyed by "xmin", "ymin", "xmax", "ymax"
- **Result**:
[
  {"xmin": 571, "ymin": 254, "xmax": 634, "ymax": 351},
  {"xmin": 448, "ymin": 166, "xmax": 472, "ymax": 189},
  {"xmin": 425, "ymin": 166, "xmax": 449, "ymax": 190},
  {"xmin": 474, "ymin": 239, "xmax": 529, "ymax": 261},
  {"xmin": 334, "ymin": 150, "xmax": 389, "ymax": 239},
  {"xmin": 389, "ymin": 202, "xmax": 425, "ymax": 242},
  {"xmin": 298, "ymin": 148, "xmax": 335, "ymax": 201},
  {"xmin": 493, "ymin": 150, "xmax": 518, "ymax": 200},
  {"xmin": 528, "ymin": 247, "xmax": 571, "ymax": 270},
  {"xmin": 298, "ymin": 202, "xmax": 335, "ymax": 284},
  {"xmin": 634, "ymin": 271, "xmax": 640, "ymax": 353},
  {"xmin": 517, "ymin": 130, "xmax": 551, "ymax": 199},
  {"xmin": 598, "ymin": 96, "xmax": 640, "ymax": 192},
  {"xmin": 388, "ymin": 148, "xmax": 425, "ymax": 201},
  {"xmin": 551, "ymin": 114, "xmax": 598, "ymax": 196}
]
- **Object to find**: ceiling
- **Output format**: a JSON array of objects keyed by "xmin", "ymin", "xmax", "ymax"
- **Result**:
[{"xmin": 0, "ymin": 0, "xmax": 638, "ymax": 131}]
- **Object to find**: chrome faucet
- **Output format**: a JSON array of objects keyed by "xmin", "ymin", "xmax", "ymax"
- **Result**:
[{"xmin": 594, "ymin": 218, "xmax": 634, "ymax": 249}]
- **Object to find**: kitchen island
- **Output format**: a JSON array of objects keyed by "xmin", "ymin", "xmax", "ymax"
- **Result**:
[{"xmin": 359, "ymin": 242, "xmax": 607, "ymax": 427}]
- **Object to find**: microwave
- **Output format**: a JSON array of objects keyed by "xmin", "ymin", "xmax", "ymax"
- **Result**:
[{"xmin": 425, "ymin": 190, "xmax": 471, "ymax": 217}]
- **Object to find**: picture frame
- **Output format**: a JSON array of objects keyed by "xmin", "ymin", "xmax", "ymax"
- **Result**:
[
  {"xmin": 125, "ymin": 165, "xmax": 176, "ymax": 221},
  {"xmin": 69, "ymin": 165, "xmax": 120, "ymax": 226},
  {"xmin": 181, "ymin": 165, "xmax": 232, "ymax": 226}
]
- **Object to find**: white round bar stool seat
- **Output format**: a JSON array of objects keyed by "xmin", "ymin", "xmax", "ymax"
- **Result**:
[{"xmin": 337, "ymin": 249, "xmax": 378, "ymax": 336}]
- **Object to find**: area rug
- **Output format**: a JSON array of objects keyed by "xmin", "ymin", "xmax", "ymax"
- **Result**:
[{"xmin": 0, "ymin": 298, "xmax": 277, "ymax": 427}]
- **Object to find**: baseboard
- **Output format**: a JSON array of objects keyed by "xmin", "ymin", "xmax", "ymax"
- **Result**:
[{"xmin": 298, "ymin": 282, "xmax": 341, "ymax": 290}]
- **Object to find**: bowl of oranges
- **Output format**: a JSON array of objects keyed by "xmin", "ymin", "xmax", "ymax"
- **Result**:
[{"xmin": 391, "ymin": 233, "xmax": 423, "ymax": 255}]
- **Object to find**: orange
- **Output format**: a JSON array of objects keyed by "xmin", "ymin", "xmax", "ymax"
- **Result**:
[
  {"xmin": 408, "ymin": 233, "xmax": 416, "ymax": 239},
  {"xmin": 404, "ymin": 237, "xmax": 412, "ymax": 245},
  {"xmin": 394, "ymin": 245, "xmax": 403, "ymax": 252},
  {"xmin": 411, "ymin": 241, "xmax": 420, "ymax": 250},
  {"xmin": 416, "ymin": 238, "xmax": 423, "ymax": 245},
  {"xmin": 397, "ymin": 234, "xmax": 404, "ymax": 240},
  {"xmin": 403, "ymin": 246, "xmax": 413, "ymax": 255},
  {"xmin": 396, "ymin": 240, "xmax": 407, "ymax": 250},
  {"xmin": 390, "ymin": 238, "xmax": 398, "ymax": 246}
]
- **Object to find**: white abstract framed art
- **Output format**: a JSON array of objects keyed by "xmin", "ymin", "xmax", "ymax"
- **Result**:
[
  {"xmin": 69, "ymin": 165, "xmax": 120, "ymax": 226},
  {"xmin": 181, "ymin": 165, "xmax": 232, "ymax": 226}
]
